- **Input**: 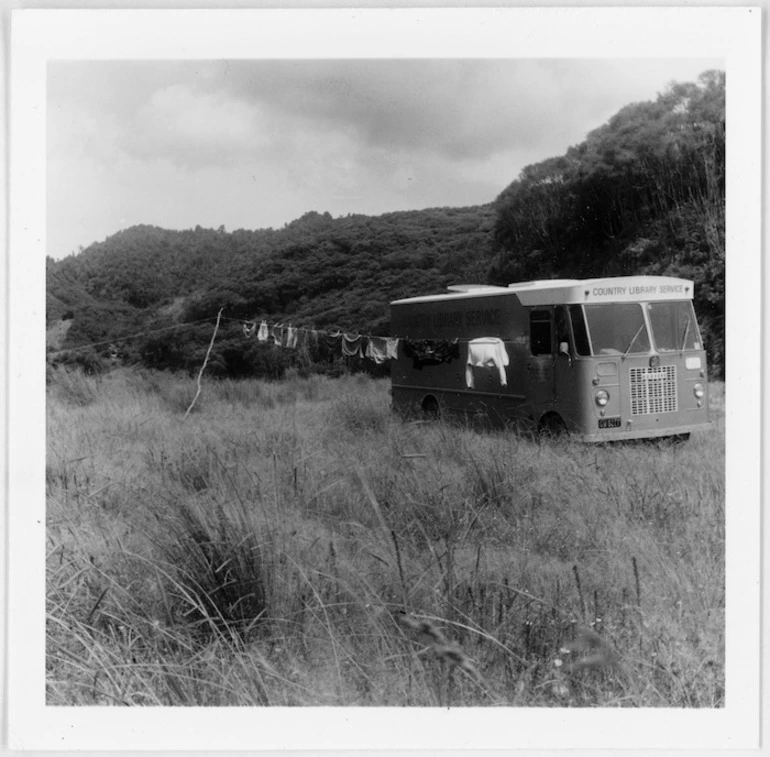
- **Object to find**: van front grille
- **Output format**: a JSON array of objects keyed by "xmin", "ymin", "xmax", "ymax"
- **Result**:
[{"xmin": 629, "ymin": 365, "xmax": 677, "ymax": 415}]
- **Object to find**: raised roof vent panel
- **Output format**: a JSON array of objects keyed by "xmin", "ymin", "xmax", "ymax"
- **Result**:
[
  {"xmin": 447, "ymin": 285, "xmax": 509, "ymax": 293},
  {"xmin": 508, "ymin": 279, "xmax": 580, "ymax": 289}
]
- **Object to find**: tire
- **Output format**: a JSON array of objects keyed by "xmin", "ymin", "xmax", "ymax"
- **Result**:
[
  {"xmin": 538, "ymin": 412, "xmax": 567, "ymax": 437},
  {"xmin": 421, "ymin": 396, "xmax": 441, "ymax": 420}
]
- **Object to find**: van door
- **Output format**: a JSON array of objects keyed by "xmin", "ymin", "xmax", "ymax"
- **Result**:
[
  {"xmin": 553, "ymin": 305, "xmax": 576, "ymax": 414},
  {"xmin": 526, "ymin": 308, "xmax": 554, "ymax": 407}
]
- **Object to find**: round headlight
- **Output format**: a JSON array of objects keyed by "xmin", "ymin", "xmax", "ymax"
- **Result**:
[
  {"xmin": 693, "ymin": 383, "xmax": 705, "ymax": 399},
  {"xmin": 595, "ymin": 389, "xmax": 610, "ymax": 407}
]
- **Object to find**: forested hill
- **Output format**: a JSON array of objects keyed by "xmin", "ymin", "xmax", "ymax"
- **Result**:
[
  {"xmin": 47, "ymin": 70, "xmax": 725, "ymax": 378},
  {"xmin": 46, "ymin": 205, "xmax": 498, "ymax": 375}
]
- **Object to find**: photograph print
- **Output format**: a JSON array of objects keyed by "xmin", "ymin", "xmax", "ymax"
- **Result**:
[{"xmin": 8, "ymin": 6, "xmax": 762, "ymax": 753}]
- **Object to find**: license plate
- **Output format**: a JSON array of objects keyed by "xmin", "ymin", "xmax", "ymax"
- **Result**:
[{"xmin": 598, "ymin": 417, "xmax": 621, "ymax": 429}]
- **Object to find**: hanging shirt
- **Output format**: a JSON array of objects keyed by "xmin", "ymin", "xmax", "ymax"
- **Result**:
[
  {"xmin": 285, "ymin": 326, "xmax": 298, "ymax": 349},
  {"xmin": 341, "ymin": 333, "xmax": 364, "ymax": 358},
  {"xmin": 466, "ymin": 338, "xmax": 509, "ymax": 388},
  {"xmin": 321, "ymin": 330, "xmax": 342, "ymax": 353},
  {"xmin": 271, "ymin": 323, "xmax": 285, "ymax": 347},
  {"xmin": 243, "ymin": 322, "xmax": 257, "ymax": 339},
  {"xmin": 257, "ymin": 321, "xmax": 269, "ymax": 342},
  {"xmin": 365, "ymin": 336, "xmax": 390, "ymax": 364},
  {"xmin": 294, "ymin": 328, "xmax": 308, "ymax": 351},
  {"xmin": 403, "ymin": 338, "xmax": 460, "ymax": 368},
  {"xmin": 386, "ymin": 338, "xmax": 399, "ymax": 360}
]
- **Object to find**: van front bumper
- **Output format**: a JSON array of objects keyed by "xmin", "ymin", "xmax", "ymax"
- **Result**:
[{"xmin": 577, "ymin": 421, "xmax": 714, "ymax": 443}]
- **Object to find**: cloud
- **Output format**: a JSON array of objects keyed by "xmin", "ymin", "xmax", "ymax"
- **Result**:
[
  {"xmin": 123, "ymin": 84, "xmax": 274, "ymax": 166},
  {"xmin": 216, "ymin": 60, "xmax": 512, "ymax": 159},
  {"xmin": 196, "ymin": 58, "xmax": 713, "ymax": 179}
]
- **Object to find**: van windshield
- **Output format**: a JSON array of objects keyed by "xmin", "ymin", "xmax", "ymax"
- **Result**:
[
  {"xmin": 648, "ymin": 301, "xmax": 701, "ymax": 352},
  {"xmin": 584, "ymin": 303, "xmax": 651, "ymax": 356}
]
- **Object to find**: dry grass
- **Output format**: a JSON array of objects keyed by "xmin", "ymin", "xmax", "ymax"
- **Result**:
[{"xmin": 46, "ymin": 367, "xmax": 725, "ymax": 706}]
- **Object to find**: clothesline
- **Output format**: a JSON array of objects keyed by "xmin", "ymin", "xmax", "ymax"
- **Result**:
[
  {"xmin": 236, "ymin": 316, "xmax": 512, "ymax": 345},
  {"xmin": 48, "ymin": 309, "xmax": 513, "ymax": 376},
  {"xmin": 46, "ymin": 317, "xmax": 218, "ymax": 357},
  {"xmin": 241, "ymin": 318, "xmax": 511, "ymax": 387},
  {"xmin": 236, "ymin": 318, "xmax": 392, "ymax": 343},
  {"xmin": 240, "ymin": 319, "xmax": 400, "ymax": 364}
]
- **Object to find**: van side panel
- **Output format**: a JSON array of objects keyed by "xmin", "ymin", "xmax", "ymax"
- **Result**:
[{"xmin": 390, "ymin": 294, "xmax": 534, "ymax": 425}]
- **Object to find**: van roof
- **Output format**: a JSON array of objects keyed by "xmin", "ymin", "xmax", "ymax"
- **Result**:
[{"xmin": 391, "ymin": 276, "xmax": 694, "ymax": 306}]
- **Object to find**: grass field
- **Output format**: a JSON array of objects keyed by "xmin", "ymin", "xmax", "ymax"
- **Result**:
[{"xmin": 46, "ymin": 367, "xmax": 725, "ymax": 707}]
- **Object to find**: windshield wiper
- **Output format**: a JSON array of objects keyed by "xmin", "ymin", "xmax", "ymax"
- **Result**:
[
  {"xmin": 679, "ymin": 318, "xmax": 691, "ymax": 356},
  {"xmin": 622, "ymin": 324, "xmax": 646, "ymax": 360}
]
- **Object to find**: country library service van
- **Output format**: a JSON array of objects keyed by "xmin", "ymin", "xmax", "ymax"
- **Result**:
[{"xmin": 390, "ymin": 276, "xmax": 711, "ymax": 441}]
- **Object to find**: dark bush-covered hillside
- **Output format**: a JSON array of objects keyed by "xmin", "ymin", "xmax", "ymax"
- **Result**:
[{"xmin": 47, "ymin": 205, "xmax": 497, "ymax": 376}]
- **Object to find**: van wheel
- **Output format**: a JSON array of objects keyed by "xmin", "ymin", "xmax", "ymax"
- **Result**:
[
  {"xmin": 538, "ymin": 413, "xmax": 567, "ymax": 437},
  {"xmin": 421, "ymin": 396, "xmax": 441, "ymax": 420}
]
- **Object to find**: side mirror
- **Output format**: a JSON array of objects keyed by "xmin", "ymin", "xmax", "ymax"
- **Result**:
[{"xmin": 558, "ymin": 341, "xmax": 570, "ymax": 357}]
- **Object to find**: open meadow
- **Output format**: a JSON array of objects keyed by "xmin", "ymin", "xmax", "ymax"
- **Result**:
[{"xmin": 46, "ymin": 367, "xmax": 725, "ymax": 707}]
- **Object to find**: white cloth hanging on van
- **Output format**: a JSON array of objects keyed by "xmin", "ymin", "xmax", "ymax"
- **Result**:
[{"xmin": 466, "ymin": 337, "xmax": 509, "ymax": 388}]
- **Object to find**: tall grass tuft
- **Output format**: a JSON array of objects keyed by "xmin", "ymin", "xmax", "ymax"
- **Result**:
[
  {"xmin": 153, "ymin": 496, "xmax": 270, "ymax": 640},
  {"xmin": 328, "ymin": 390, "xmax": 391, "ymax": 434},
  {"xmin": 48, "ymin": 366, "xmax": 100, "ymax": 406}
]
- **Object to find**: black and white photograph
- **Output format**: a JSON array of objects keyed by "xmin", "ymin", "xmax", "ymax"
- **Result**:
[{"xmin": 6, "ymin": 7, "xmax": 762, "ymax": 753}]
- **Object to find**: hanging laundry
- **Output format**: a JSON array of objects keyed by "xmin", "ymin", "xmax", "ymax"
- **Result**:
[
  {"xmin": 365, "ymin": 336, "xmax": 391, "ymax": 364},
  {"xmin": 466, "ymin": 337, "xmax": 509, "ymax": 388},
  {"xmin": 271, "ymin": 323, "xmax": 285, "ymax": 347},
  {"xmin": 341, "ymin": 333, "xmax": 364, "ymax": 358},
  {"xmin": 242, "ymin": 320, "xmax": 402, "ymax": 365},
  {"xmin": 403, "ymin": 338, "xmax": 460, "ymax": 368},
  {"xmin": 321, "ymin": 330, "xmax": 342, "ymax": 350},
  {"xmin": 294, "ymin": 328, "xmax": 308, "ymax": 351}
]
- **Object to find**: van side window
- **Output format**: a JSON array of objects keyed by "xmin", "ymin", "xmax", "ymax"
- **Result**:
[
  {"xmin": 555, "ymin": 307, "xmax": 569, "ymax": 349},
  {"xmin": 569, "ymin": 305, "xmax": 591, "ymax": 356},
  {"xmin": 530, "ymin": 310, "xmax": 552, "ymax": 355}
]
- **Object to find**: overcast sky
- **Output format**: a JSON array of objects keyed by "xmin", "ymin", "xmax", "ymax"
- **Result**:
[{"xmin": 47, "ymin": 58, "xmax": 721, "ymax": 259}]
